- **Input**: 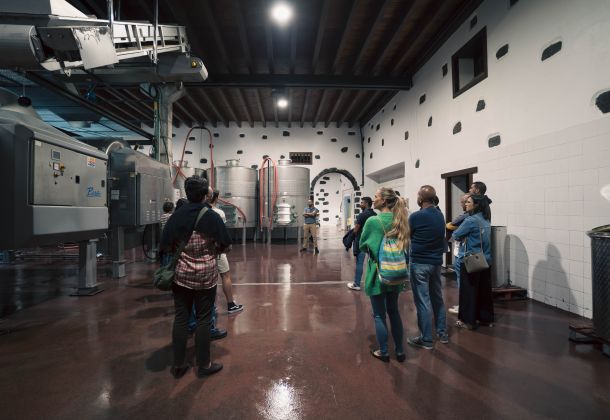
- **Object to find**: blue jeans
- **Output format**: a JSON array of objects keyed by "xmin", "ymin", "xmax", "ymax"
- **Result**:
[
  {"xmin": 189, "ymin": 304, "xmax": 217, "ymax": 332},
  {"xmin": 409, "ymin": 263, "xmax": 447, "ymax": 344},
  {"xmin": 354, "ymin": 251, "xmax": 366, "ymax": 287},
  {"xmin": 369, "ymin": 291, "xmax": 404, "ymax": 355},
  {"xmin": 455, "ymin": 256, "xmax": 463, "ymax": 290}
]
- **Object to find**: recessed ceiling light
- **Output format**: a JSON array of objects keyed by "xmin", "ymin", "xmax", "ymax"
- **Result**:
[
  {"xmin": 277, "ymin": 98, "xmax": 288, "ymax": 108},
  {"xmin": 271, "ymin": 2, "xmax": 293, "ymax": 26}
]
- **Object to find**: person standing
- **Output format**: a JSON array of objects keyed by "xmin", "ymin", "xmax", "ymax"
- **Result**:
[
  {"xmin": 160, "ymin": 176, "xmax": 231, "ymax": 378},
  {"xmin": 446, "ymin": 193, "xmax": 470, "ymax": 314},
  {"xmin": 347, "ymin": 197, "xmax": 375, "ymax": 291},
  {"xmin": 300, "ymin": 199, "xmax": 320, "ymax": 254},
  {"xmin": 407, "ymin": 185, "xmax": 449, "ymax": 349},
  {"xmin": 359, "ymin": 188, "xmax": 409, "ymax": 362},
  {"xmin": 209, "ymin": 190, "xmax": 244, "ymax": 314},
  {"xmin": 452, "ymin": 194, "xmax": 494, "ymax": 330}
]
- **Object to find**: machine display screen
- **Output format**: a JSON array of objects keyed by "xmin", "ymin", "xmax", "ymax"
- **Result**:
[{"xmin": 51, "ymin": 150, "xmax": 61, "ymax": 160}]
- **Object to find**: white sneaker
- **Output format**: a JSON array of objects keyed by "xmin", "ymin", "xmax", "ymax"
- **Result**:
[
  {"xmin": 347, "ymin": 282, "xmax": 361, "ymax": 291},
  {"xmin": 448, "ymin": 305, "xmax": 459, "ymax": 314}
]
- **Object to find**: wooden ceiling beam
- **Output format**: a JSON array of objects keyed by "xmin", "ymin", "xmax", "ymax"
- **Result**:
[
  {"xmin": 287, "ymin": 88, "xmax": 293, "ymax": 128},
  {"xmin": 181, "ymin": 91, "xmax": 216, "ymax": 127},
  {"xmin": 337, "ymin": 90, "xmax": 363, "ymax": 128},
  {"xmin": 369, "ymin": 1, "xmax": 417, "ymax": 75},
  {"xmin": 325, "ymin": 90, "xmax": 344, "ymax": 127},
  {"xmin": 254, "ymin": 88, "xmax": 266, "ymax": 128},
  {"xmin": 217, "ymin": 89, "xmax": 241, "ymax": 128},
  {"xmin": 300, "ymin": 88, "xmax": 310, "ymax": 128},
  {"xmin": 351, "ymin": 0, "xmax": 391, "ymax": 74},
  {"xmin": 238, "ymin": 89, "xmax": 254, "ymax": 128},
  {"xmin": 311, "ymin": 0, "xmax": 330, "ymax": 73},
  {"xmin": 312, "ymin": 90, "xmax": 327, "ymax": 128},
  {"xmin": 196, "ymin": 89, "xmax": 228, "ymax": 128},
  {"xmin": 330, "ymin": 0, "xmax": 361, "ymax": 74},
  {"xmin": 350, "ymin": 90, "xmax": 381, "ymax": 126}
]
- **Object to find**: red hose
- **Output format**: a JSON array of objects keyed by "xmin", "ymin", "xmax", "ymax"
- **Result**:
[
  {"xmin": 173, "ymin": 126, "xmax": 214, "ymax": 188},
  {"xmin": 217, "ymin": 198, "xmax": 247, "ymax": 224}
]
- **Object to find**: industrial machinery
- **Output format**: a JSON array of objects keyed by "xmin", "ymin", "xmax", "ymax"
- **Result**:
[
  {"xmin": 109, "ymin": 145, "xmax": 173, "ymax": 227},
  {"xmin": 0, "ymin": 89, "xmax": 108, "ymax": 250},
  {"xmin": 260, "ymin": 159, "xmax": 310, "ymax": 241}
]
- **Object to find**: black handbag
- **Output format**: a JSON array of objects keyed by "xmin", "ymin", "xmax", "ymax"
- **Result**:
[
  {"xmin": 462, "ymin": 222, "xmax": 490, "ymax": 274},
  {"xmin": 153, "ymin": 207, "xmax": 208, "ymax": 291}
]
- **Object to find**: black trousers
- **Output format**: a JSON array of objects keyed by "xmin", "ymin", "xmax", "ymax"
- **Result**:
[
  {"xmin": 458, "ymin": 266, "xmax": 494, "ymax": 326},
  {"xmin": 172, "ymin": 283, "xmax": 216, "ymax": 368}
]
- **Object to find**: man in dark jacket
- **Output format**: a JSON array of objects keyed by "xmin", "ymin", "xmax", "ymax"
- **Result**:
[
  {"xmin": 347, "ymin": 196, "xmax": 375, "ymax": 291},
  {"xmin": 160, "ymin": 176, "xmax": 231, "ymax": 379}
]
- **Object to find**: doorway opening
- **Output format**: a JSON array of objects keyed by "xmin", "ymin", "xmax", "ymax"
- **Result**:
[{"xmin": 441, "ymin": 167, "xmax": 478, "ymax": 269}]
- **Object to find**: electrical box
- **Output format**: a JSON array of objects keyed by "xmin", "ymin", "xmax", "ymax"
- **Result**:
[{"xmin": 0, "ymin": 91, "xmax": 108, "ymax": 249}]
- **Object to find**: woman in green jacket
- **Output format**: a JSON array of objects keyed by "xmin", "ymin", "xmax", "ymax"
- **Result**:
[{"xmin": 359, "ymin": 187, "xmax": 410, "ymax": 362}]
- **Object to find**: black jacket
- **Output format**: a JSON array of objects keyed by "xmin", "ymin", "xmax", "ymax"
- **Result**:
[{"xmin": 160, "ymin": 201, "xmax": 231, "ymax": 255}]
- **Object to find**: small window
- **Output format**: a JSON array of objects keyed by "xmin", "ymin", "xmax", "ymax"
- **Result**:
[
  {"xmin": 289, "ymin": 152, "xmax": 312, "ymax": 165},
  {"xmin": 452, "ymin": 27, "xmax": 488, "ymax": 98}
]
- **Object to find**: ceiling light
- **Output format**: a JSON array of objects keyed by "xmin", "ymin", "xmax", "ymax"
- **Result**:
[
  {"xmin": 271, "ymin": 2, "xmax": 293, "ymax": 26},
  {"xmin": 277, "ymin": 98, "xmax": 288, "ymax": 108}
]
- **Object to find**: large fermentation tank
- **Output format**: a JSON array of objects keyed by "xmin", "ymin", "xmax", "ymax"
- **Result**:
[
  {"xmin": 260, "ymin": 159, "xmax": 310, "ymax": 229},
  {"xmin": 173, "ymin": 161, "xmax": 205, "ymax": 198},
  {"xmin": 212, "ymin": 159, "xmax": 257, "ymax": 228},
  {"xmin": 108, "ymin": 146, "xmax": 173, "ymax": 226},
  {"xmin": 0, "ymin": 90, "xmax": 108, "ymax": 249}
]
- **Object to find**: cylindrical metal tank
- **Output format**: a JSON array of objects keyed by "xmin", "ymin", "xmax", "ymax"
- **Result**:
[
  {"xmin": 491, "ymin": 226, "xmax": 508, "ymax": 288},
  {"xmin": 212, "ymin": 159, "xmax": 257, "ymax": 228},
  {"xmin": 260, "ymin": 159, "xmax": 310, "ymax": 228},
  {"xmin": 173, "ymin": 161, "xmax": 205, "ymax": 198}
]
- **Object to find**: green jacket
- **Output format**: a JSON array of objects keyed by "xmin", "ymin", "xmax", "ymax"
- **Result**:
[{"xmin": 358, "ymin": 212, "xmax": 404, "ymax": 296}]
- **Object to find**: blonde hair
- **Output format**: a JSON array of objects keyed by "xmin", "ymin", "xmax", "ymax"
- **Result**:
[{"xmin": 378, "ymin": 187, "xmax": 410, "ymax": 250}]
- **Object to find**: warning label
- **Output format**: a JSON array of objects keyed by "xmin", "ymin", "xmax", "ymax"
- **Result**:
[{"xmin": 86, "ymin": 157, "xmax": 96, "ymax": 168}]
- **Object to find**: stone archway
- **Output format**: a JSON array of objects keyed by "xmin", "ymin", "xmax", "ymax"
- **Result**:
[
  {"xmin": 310, "ymin": 167, "xmax": 359, "ymax": 192},
  {"xmin": 310, "ymin": 168, "xmax": 361, "ymax": 227}
]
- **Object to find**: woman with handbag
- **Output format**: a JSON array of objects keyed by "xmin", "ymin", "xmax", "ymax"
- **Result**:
[
  {"xmin": 359, "ymin": 188, "xmax": 410, "ymax": 362},
  {"xmin": 160, "ymin": 176, "xmax": 231, "ymax": 378},
  {"xmin": 452, "ymin": 195, "xmax": 494, "ymax": 330}
]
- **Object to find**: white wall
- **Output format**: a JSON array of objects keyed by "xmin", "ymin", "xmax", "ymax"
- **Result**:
[
  {"xmin": 168, "ymin": 123, "xmax": 363, "ymax": 188},
  {"xmin": 361, "ymin": 0, "xmax": 610, "ymax": 318}
]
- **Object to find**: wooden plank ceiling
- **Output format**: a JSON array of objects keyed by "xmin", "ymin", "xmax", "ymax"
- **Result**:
[{"xmin": 67, "ymin": 0, "xmax": 480, "ymax": 129}]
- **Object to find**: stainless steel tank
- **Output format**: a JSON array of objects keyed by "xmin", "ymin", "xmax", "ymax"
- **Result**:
[
  {"xmin": 173, "ymin": 160, "xmax": 205, "ymax": 198},
  {"xmin": 260, "ymin": 159, "xmax": 310, "ymax": 229},
  {"xmin": 212, "ymin": 159, "xmax": 257, "ymax": 228}
]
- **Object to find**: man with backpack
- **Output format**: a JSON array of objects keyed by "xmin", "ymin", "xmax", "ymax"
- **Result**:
[{"xmin": 407, "ymin": 185, "xmax": 449, "ymax": 349}]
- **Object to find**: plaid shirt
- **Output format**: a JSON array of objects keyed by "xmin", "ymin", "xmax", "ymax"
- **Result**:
[{"xmin": 174, "ymin": 232, "xmax": 219, "ymax": 290}]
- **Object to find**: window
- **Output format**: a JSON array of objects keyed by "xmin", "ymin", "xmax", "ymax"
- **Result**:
[{"xmin": 452, "ymin": 27, "xmax": 487, "ymax": 98}]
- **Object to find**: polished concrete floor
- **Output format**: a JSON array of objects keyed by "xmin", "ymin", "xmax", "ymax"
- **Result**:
[{"xmin": 1, "ymin": 228, "xmax": 609, "ymax": 419}]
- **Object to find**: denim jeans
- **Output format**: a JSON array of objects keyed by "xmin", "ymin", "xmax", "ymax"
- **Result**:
[
  {"xmin": 409, "ymin": 263, "xmax": 447, "ymax": 344},
  {"xmin": 189, "ymin": 304, "xmax": 217, "ymax": 331},
  {"xmin": 454, "ymin": 256, "xmax": 463, "ymax": 290},
  {"xmin": 354, "ymin": 251, "xmax": 366, "ymax": 287},
  {"xmin": 172, "ymin": 284, "xmax": 216, "ymax": 367},
  {"xmin": 369, "ymin": 291, "xmax": 404, "ymax": 355}
]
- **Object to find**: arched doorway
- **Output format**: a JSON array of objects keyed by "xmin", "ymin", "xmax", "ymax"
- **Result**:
[{"xmin": 310, "ymin": 168, "xmax": 361, "ymax": 230}]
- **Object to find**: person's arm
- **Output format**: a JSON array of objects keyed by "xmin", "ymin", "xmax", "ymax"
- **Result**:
[
  {"xmin": 358, "ymin": 217, "xmax": 374, "ymax": 255},
  {"xmin": 452, "ymin": 217, "xmax": 472, "ymax": 241},
  {"xmin": 312, "ymin": 207, "xmax": 319, "ymax": 217},
  {"xmin": 303, "ymin": 208, "xmax": 310, "ymax": 217}
]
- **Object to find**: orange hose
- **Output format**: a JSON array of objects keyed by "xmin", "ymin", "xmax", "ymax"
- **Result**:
[
  {"xmin": 173, "ymin": 126, "xmax": 213, "ymax": 188},
  {"xmin": 217, "ymin": 198, "xmax": 247, "ymax": 224}
]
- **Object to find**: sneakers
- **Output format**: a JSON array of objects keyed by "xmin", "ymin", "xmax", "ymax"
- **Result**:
[
  {"xmin": 346, "ymin": 282, "xmax": 361, "ymax": 291},
  {"xmin": 227, "ymin": 302, "xmax": 244, "ymax": 314},
  {"xmin": 314, "ymin": 247, "xmax": 320, "ymax": 254},
  {"xmin": 210, "ymin": 328, "xmax": 228, "ymax": 340},
  {"xmin": 439, "ymin": 334, "xmax": 449, "ymax": 344},
  {"xmin": 407, "ymin": 336, "xmax": 433, "ymax": 350},
  {"xmin": 448, "ymin": 305, "xmax": 459, "ymax": 314},
  {"xmin": 197, "ymin": 362, "xmax": 223, "ymax": 377}
]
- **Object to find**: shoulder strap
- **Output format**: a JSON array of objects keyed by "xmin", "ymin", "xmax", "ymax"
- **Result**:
[
  {"xmin": 169, "ymin": 207, "xmax": 209, "ymax": 267},
  {"xmin": 376, "ymin": 216, "xmax": 388, "ymax": 237}
]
